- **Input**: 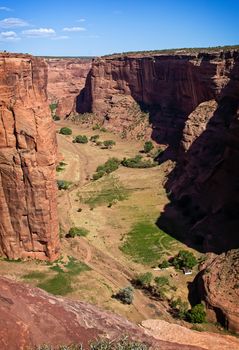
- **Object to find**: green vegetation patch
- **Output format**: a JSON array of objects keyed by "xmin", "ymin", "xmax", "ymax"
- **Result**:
[
  {"xmin": 56, "ymin": 161, "xmax": 67, "ymax": 172},
  {"xmin": 121, "ymin": 155, "xmax": 157, "ymax": 168},
  {"xmin": 37, "ymin": 273, "xmax": 73, "ymax": 295},
  {"xmin": 23, "ymin": 271, "xmax": 48, "ymax": 280},
  {"xmin": 57, "ymin": 180, "xmax": 72, "ymax": 190},
  {"xmin": 59, "ymin": 127, "xmax": 72, "ymax": 135},
  {"xmin": 73, "ymin": 135, "xmax": 88, "ymax": 144},
  {"xmin": 92, "ymin": 158, "xmax": 121, "ymax": 180},
  {"xmin": 38, "ymin": 256, "xmax": 90, "ymax": 296},
  {"xmin": 67, "ymin": 226, "xmax": 89, "ymax": 238},
  {"xmin": 79, "ymin": 176, "xmax": 129, "ymax": 208},
  {"xmin": 121, "ymin": 221, "xmax": 177, "ymax": 264}
]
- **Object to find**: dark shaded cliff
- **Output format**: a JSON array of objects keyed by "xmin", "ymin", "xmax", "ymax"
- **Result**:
[{"xmin": 0, "ymin": 53, "xmax": 60, "ymax": 260}]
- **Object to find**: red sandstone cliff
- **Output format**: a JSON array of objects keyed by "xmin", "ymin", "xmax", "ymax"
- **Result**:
[
  {"xmin": 0, "ymin": 53, "xmax": 59, "ymax": 260},
  {"xmin": 46, "ymin": 58, "xmax": 92, "ymax": 118},
  {"xmin": 76, "ymin": 51, "xmax": 238, "ymax": 141},
  {"xmin": 197, "ymin": 250, "xmax": 239, "ymax": 334}
]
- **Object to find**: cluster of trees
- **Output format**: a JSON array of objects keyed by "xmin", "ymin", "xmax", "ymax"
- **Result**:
[
  {"xmin": 92, "ymin": 158, "xmax": 121, "ymax": 180},
  {"xmin": 121, "ymin": 155, "xmax": 157, "ymax": 168}
]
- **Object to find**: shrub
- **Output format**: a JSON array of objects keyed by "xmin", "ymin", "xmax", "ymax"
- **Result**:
[
  {"xmin": 57, "ymin": 180, "xmax": 72, "ymax": 190},
  {"xmin": 36, "ymin": 337, "xmax": 148, "ymax": 350},
  {"xmin": 186, "ymin": 304, "xmax": 206, "ymax": 323},
  {"xmin": 100, "ymin": 127, "xmax": 107, "ymax": 132},
  {"xmin": 121, "ymin": 155, "xmax": 157, "ymax": 168},
  {"xmin": 90, "ymin": 134, "xmax": 100, "ymax": 142},
  {"xmin": 159, "ymin": 260, "xmax": 170, "ymax": 268},
  {"xmin": 103, "ymin": 140, "xmax": 116, "ymax": 148},
  {"xmin": 172, "ymin": 250, "xmax": 197, "ymax": 270},
  {"xmin": 73, "ymin": 135, "xmax": 88, "ymax": 144},
  {"xmin": 97, "ymin": 158, "xmax": 120, "ymax": 174},
  {"xmin": 59, "ymin": 127, "xmax": 72, "ymax": 135},
  {"xmin": 96, "ymin": 141, "xmax": 103, "ymax": 146},
  {"xmin": 134, "ymin": 272, "xmax": 153, "ymax": 288},
  {"xmin": 56, "ymin": 161, "xmax": 67, "ymax": 172},
  {"xmin": 49, "ymin": 102, "xmax": 58, "ymax": 112},
  {"xmin": 53, "ymin": 115, "xmax": 60, "ymax": 121},
  {"xmin": 92, "ymin": 170, "xmax": 105, "ymax": 181},
  {"xmin": 92, "ymin": 124, "xmax": 101, "ymax": 130},
  {"xmin": 113, "ymin": 286, "xmax": 134, "ymax": 304},
  {"xmin": 143, "ymin": 141, "xmax": 154, "ymax": 153},
  {"xmin": 154, "ymin": 276, "xmax": 169, "ymax": 287},
  {"xmin": 170, "ymin": 297, "xmax": 189, "ymax": 320},
  {"xmin": 67, "ymin": 227, "xmax": 89, "ymax": 238},
  {"xmin": 93, "ymin": 158, "xmax": 121, "ymax": 180}
]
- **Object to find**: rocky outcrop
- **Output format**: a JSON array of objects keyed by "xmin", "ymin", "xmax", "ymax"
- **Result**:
[
  {"xmin": 197, "ymin": 250, "xmax": 239, "ymax": 334},
  {"xmin": 76, "ymin": 51, "xmax": 238, "ymax": 142},
  {"xmin": 46, "ymin": 58, "xmax": 92, "ymax": 118},
  {"xmin": 142, "ymin": 319, "xmax": 239, "ymax": 350},
  {"xmin": 0, "ymin": 276, "xmax": 204, "ymax": 350},
  {"xmin": 0, "ymin": 53, "xmax": 59, "ymax": 260}
]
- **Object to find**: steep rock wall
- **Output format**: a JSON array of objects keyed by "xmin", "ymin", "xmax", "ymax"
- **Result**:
[
  {"xmin": 197, "ymin": 250, "xmax": 239, "ymax": 334},
  {"xmin": 77, "ymin": 51, "xmax": 237, "ymax": 142},
  {"xmin": 0, "ymin": 53, "xmax": 59, "ymax": 260},
  {"xmin": 46, "ymin": 58, "xmax": 92, "ymax": 118}
]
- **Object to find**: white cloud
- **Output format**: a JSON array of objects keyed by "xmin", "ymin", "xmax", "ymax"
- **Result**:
[
  {"xmin": 1, "ymin": 30, "xmax": 17, "ymax": 37},
  {"xmin": 0, "ymin": 6, "xmax": 12, "ymax": 11},
  {"xmin": 0, "ymin": 17, "xmax": 28, "ymax": 28},
  {"xmin": 51, "ymin": 35, "xmax": 69, "ymax": 40},
  {"xmin": 0, "ymin": 30, "xmax": 20, "ymax": 41},
  {"xmin": 63, "ymin": 26, "xmax": 86, "ymax": 32},
  {"xmin": 77, "ymin": 18, "xmax": 86, "ymax": 22},
  {"xmin": 22, "ymin": 28, "xmax": 55, "ymax": 38}
]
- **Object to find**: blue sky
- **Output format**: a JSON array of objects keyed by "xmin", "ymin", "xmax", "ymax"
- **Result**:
[{"xmin": 0, "ymin": 0, "xmax": 238, "ymax": 56}]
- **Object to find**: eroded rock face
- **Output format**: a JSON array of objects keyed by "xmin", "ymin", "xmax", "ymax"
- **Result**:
[
  {"xmin": 197, "ymin": 250, "xmax": 239, "ymax": 334},
  {"xmin": 46, "ymin": 58, "xmax": 92, "ymax": 118},
  {"xmin": 76, "ymin": 51, "xmax": 238, "ymax": 142},
  {"xmin": 0, "ymin": 53, "xmax": 59, "ymax": 260},
  {"xmin": 0, "ymin": 277, "xmax": 204, "ymax": 350}
]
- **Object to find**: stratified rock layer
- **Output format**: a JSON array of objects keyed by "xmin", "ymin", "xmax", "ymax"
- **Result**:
[
  {"xmin": 0, "ymin": 276, "xmax": 204, "ymax": 350},
  {"xmin": 198, "ymin": 250, "xmax": 239, "ymax": 334},
  {"xmin": 0, "ymin": 53, "xmax": 59, "ymax": 260},
  {"xmin": 77, "ymin": 51, "xmax": 238, "ymax": 142},
  {"xmin": 46, "ymin": 58, "xmax": 92, "ymax": 118}
]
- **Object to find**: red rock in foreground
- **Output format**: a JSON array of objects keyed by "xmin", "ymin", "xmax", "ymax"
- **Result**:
[
  {"xmin": 0, "ymin": 53, "xmax": 59, "ymax": 260},
  {"xmin": 0, "ymin": 277, "xmax": 204, "ymax": 350}
]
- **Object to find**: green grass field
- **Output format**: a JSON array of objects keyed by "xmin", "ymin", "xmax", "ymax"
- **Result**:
[
  {"xmin": 121, "ymin": 220, "xmax": 180, "ymax": 265},
  {"xmin": 78, "ymin": 176, "xmax": 129, "ymax": 207}
]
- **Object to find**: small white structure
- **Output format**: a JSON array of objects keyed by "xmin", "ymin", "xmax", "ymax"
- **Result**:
[{"xmin": 183, "ymin": 268, "xmax": 192, "ymax": 275}]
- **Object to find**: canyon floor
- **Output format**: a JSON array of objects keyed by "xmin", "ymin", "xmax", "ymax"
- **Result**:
[{"xmin": 0, "ymin": 120, "xmax": 235, "ymax": 336}]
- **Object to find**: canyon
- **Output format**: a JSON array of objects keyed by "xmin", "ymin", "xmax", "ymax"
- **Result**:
[{"xmin": 0, "ymin": 48, "xmax": 238, "ymax": 348}]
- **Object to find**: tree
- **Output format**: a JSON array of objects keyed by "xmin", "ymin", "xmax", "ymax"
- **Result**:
[
  {"xmin": 187, "ymin": 304, "xmax": 206, "ymax": 323},
  {"xmin": 143, "ymin": 141, "xmax": 154, "ymax": 153},
  {"xmin": 134, "ymin": 272, "xmax": 153, "ymax": 288},
  {"xmin": 113, "ymin": 286, "xmax": 134, "ymax": 304},
  {"xmin": 73, "ymin": 135, "xmax": 88, "ymax": 144},
  {"xmin": 59, "ymin": 127, "xmax": 72, "ymax": 135},
  {"xmin": 172, "ymin": 250, "xmax": 197, "ymax": 270},
  {"xmin": 103, "ymin": 140, "xmax": 116, "ymax": 148}
]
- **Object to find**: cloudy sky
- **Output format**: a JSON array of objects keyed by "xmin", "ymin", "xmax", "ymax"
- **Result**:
[{"xmin": 0, "ymin": 0, "xmax": 238, "ymax": 56}]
